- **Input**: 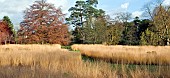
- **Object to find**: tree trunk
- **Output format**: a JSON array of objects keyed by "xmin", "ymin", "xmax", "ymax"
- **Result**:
[
  {"xmin": 166, "ymin": 25, "xmax": 169, "ymax": 46},
  {"xmin": 167, "ymin": 38, "xmax": 169, "ymax": 46}
]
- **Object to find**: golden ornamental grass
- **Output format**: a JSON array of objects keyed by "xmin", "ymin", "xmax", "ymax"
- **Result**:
[
  {"xmin": 72, "ymin": 44, "xmax": 170, "ymax": 65},
  {"xmin": 0, "ymin": 44, "xmax": 81, "ymax": 67},
  {"xmin": 0, "ymin": 44, "xmax": 169, "ymax": 78},
  {"xmin": 0, "ymin": 44, "xmax": 117, "ymax": 78}
]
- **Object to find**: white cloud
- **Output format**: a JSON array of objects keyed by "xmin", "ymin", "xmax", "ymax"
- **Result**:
[
  {"xmin": 0, "ymin": 0, "xmax": 35, "ymax": 29},
  {"xmin": 121, "ymin": 2, "xmax": 129, "ymax": 9},
  {"xmin": 163, "ymin": 0, "xmax": 170, "ymax": 6},
  {"xmin": 0, "ymin": 12, "xmax": 9, "ymax": 17},
  {"xmin": 0, "ymin": 0, "xmax": 5, "ymax": 3},
  {"xmin": 132, "ymin": 11, "xmax": 143, "ymax": 18}
]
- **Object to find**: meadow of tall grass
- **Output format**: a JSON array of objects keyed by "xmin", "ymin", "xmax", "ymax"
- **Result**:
[
  {"xmin": 72, "ymin": 44, "xmax": 170, "ymax": 65},
  {"xmin": 0, "ymin": 44, "xmax": 169, "ymax": 78}
]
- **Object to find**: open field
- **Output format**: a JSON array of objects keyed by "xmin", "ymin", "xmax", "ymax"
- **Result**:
[
  {"xmin": 72, "ymin": 44, "xmax": 170, "ymax": 65},
  {"xmin": 0, "ymin": 44, "xmax": 169, "ymax": 78}
]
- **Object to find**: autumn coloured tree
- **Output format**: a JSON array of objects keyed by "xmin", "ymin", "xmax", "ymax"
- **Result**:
[
  {"xmin": 0, "ymin": 20, "xmax": 14, "ymax": 44},
  {"xmin": 3, "ymin": 16, "xmax": 15, "ymax": 36},
  {"xmin": 17, "ymin": 0, "xmax": 70, "ymax": 45}
]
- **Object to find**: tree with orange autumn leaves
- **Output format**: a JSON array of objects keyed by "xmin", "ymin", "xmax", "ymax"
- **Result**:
[
  {"xmin": 17, "ymin": 0, "xmax": 70, "ymax": 45},
  {"xmin": 0, "ymin": 20, "xmax": 14, "ymax": 44}
]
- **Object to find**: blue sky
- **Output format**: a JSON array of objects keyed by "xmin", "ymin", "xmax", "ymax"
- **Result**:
[
  {"xmin": 0, "ymin": 0, "xmax": 170, "ymax": 29},
  {"xmin": 65, "ymin": 0, "xmax": 152, "ymax": 17},
  {"xmin": 98, "ymin": 0, "xmax": 148, "ymax": 12}
]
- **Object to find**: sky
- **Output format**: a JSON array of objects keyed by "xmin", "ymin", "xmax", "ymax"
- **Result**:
[{"xmin": 0, "ymin": 0, "xmax": 170, "ymax": 29}]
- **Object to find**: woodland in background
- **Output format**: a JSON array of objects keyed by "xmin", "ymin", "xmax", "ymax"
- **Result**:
[
  {"xmin": 67, "ymin": 0, "xmax": 170, "ymax": 46},
  {"xmin": 0, "ymin": 0, "xmax": 170, "ymax": 46}
]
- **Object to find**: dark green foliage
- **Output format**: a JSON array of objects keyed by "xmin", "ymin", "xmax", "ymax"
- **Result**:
[
  {"xmin": 67, "ymin": 0, "xmax": 105, "ymax": 44},
  {"xmin": 3, "ymin": 16, "xmax": 15, "ymax": 36},
  {"xmin": 72, "ymin": 27, "xmax": 84, "ymax": 44},
  {"xmin": 140, "ymin": 28, "xmax": 159, "ymax": 45},
  {"xmin": 120, "ymin": 17, "xmax": 153, "ymax": 45},
  {"xmin": 106, "ymin": 22, "xmax": 124, "ymax": 45},
  {"xmin": 119, "ymin": 21, "xmax": 138, "ymax": 45},
  {"xmin": 121, "ymin": 23, "xmax": 139, "ymax": 45},
  {"xmin": 139, "ymin": 20, "xmax": 160, "ymax": 45},
  {"xmin": 138, "ymin": 19, "xmax": 151, "ymax": 34},
  {"xmin": 83, "ymin": 16, "xmax": 107, "ymax": 44}
]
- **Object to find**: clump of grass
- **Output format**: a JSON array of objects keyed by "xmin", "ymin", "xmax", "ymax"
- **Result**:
[{"xmin": 61, "ymin": 46, "xmax": 71, "ymax": 50}]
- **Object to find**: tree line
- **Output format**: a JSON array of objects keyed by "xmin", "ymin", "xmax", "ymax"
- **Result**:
[
  {"xmin": 67, "ymin": 0, "xmax": 170, "ymax": 46},
  {"xmin": 0, "ymin": 0, "xmax": 170, "ymax": 46}
]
